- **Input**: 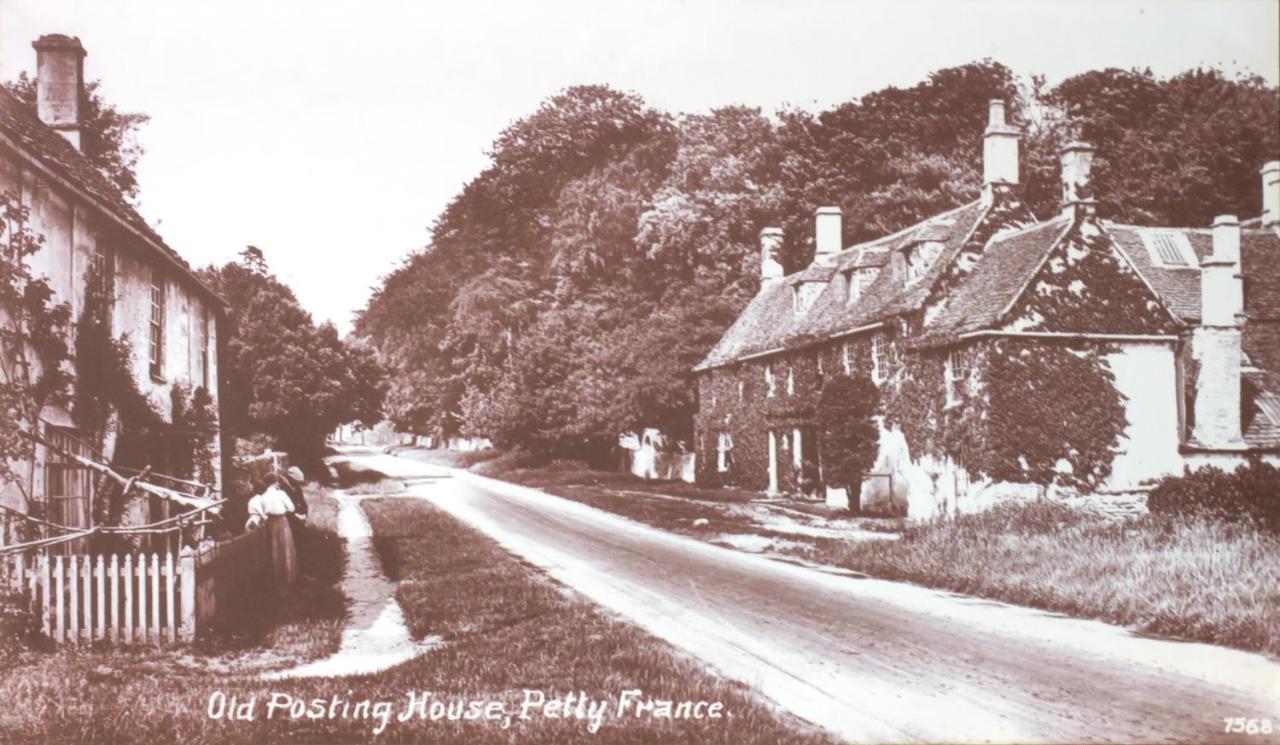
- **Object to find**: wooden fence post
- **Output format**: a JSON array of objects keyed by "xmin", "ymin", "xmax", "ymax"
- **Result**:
[
  {"xmin": 96, "ymin": 555, "xmax": 105, "ymax": 641},
  {"xmin": 179, "ymin": 548, "xmax": 195, "ymax": 642},
  {"xmin": 40, "ymin": 554, "xmax": 50, "ymax": 638},
  {"xmin": 81, "ymin": 555, "xmax": 91, "ymax": 643},
  {"xmin": 164, "ymin": 552, "xmax": 175, "ymax": 644},
  {"xmin": 54, "ymin": 555, "xmax": 64, "ymax": 643},
  {"xmin": 150, "ymin": 553, "xmax": 160, "ymax": 644},
  {"xmin": 124, "ymin": 553, "xmax": 133, "ymax": 643},
  {"xmin": 68, "ymin": 556, "xmax": 78, "ymax": 644},
  {"xmin": 110, "ymin": 554, "xmax": 119, "ymax": 643}
]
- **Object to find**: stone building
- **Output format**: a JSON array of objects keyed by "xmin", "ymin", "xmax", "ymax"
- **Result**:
[
  {"xmin": 0, "ymin": 35, "xmax": 225, "ymax": 532},
  {"xmin": 694, "ymin": 100, "xmax": 1279, "ymax": 518}
]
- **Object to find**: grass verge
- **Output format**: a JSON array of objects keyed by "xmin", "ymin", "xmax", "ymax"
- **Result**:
[
  {"xmin": 398, "ymin": 447, "xmax": 1280, "ymax": 657},
  {"xmin": 820, "ymin": 501, "xmax": 1280, "ymax": 656}
]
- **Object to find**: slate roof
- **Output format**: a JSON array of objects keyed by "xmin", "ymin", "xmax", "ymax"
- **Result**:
[
  {"xmin": 694, "ymin": 200, "xmax": 987, "ymax": 369},
  {"xmin": 0, "ymin": 86, "xmax": 222, "ymax": 305}
]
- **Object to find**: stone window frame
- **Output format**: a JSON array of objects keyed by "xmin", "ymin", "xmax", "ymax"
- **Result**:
[
  {"xmin": 786, "ymin": 366, "xmax": 795, "ymax": 396},
  {"xmin": 841, "ymin": 341, "xmax": 852, "ymax": 375},
  {"xmin": 765, "ymin": 363, "xmax": 776, "ymax": 397},
  {"xmin": 870, "ymin": 332, "xmax": 889, "ymax": 384},
  {"xmin": 944, "ymin": 348, "xmax": 969, "ymax": 407}
]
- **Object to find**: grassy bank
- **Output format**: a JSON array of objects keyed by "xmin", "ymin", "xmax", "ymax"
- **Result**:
[
  {"xmin": 0, "ymin": 487, "xmax": 832, "ymax": 744},
  {"xmin": 821, "ymin": 501, "xmax": 1280, "ymax": 656}
]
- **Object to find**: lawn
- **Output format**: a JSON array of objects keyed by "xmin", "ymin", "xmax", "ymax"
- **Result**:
[
  {"xmin": 818, "ymin": 501, "xmax": 1280, "ymax": 656},
  {"xmin": 0, "ymin": 487, "xmax": 834, "ymax": 744}
]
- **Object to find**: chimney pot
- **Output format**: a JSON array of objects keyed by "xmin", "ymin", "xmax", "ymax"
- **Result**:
[
  {"xmin": 982, "ymin": 99, "xmax": 1020, "ymax": 198},
  {"xmin": 760, "ymin": 227, "xmax": 784, "ymax": 284},
  {"xmin": 32, "ymin": 34, "xmax": 87, "ymax": 151},
  {"xmin": 1262, "ymin": 161, "xmax": 1280, "ymax": 228},
  {"xmin": 814, "ymin": 207, "xmax": 842, "ymax": 265},
  {"xmin": 1059, "ymin": 141, "xmax": 1097, "ymax": 219}
]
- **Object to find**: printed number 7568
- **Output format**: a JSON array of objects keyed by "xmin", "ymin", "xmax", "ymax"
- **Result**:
[{"xmin": 1223, "ymin": 718, "xmax": 1274, "ymax": 735}]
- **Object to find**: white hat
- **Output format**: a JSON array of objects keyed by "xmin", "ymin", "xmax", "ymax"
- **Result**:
[{"xmin": 286, "ymin": 466, "xmax": 304, "ymax": 482}]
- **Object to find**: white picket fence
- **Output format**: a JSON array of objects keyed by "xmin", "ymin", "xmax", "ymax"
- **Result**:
[
  {"xmin": 0, "ymin": 514, "xmax": 297, "ymax": 645},
  {"xmin": 3, "ymin": 550, "xmax": 194, "ymax": 644}
]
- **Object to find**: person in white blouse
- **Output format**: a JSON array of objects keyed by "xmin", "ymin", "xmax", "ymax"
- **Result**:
[{"xmin": 245, "ymin": 475, "xmax": 295, "ymax": 530}]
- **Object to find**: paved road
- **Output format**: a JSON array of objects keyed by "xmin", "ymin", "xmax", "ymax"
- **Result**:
[{"xmin": 348, "ymin": 451, "xmax": 1279, "ymax": 743}]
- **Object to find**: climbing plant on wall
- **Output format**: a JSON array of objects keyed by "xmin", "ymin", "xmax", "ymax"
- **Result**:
[
  {"xmin": 982, "ymin": 340, "xmax": 1127, "ymax": 487},
  {"xmin": 0, "ymin": 192, "xmax": 72, "ymax": 518}
]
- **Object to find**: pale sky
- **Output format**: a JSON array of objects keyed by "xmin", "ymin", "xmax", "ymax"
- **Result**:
[{"xmin": 2, "ymin": 0, "xmax": 1277, "ymax": 333}]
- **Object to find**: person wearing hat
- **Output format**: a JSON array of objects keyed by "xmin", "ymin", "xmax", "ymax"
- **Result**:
[{"xmin": 281, "ymin": 466, "xmax": 309, "ymax": 523}]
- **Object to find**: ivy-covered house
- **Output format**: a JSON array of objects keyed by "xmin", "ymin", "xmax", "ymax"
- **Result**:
[
  {"xmin": 0, "ymin": 35, "xmax": 225, "ymax": 535},
  {"xmin": 693, "ymin": 100, "xmax": 1280, "ymax": 518}
]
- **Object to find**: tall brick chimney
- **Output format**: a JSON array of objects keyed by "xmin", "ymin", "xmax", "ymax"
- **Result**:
[
  {"xmin": 1191, "ymin": 214, "xmax": 1245, "ymax": 449},
  {"xmin": 760, "ymin": 227, "xmax": 784, "ymax": 285},
  {"xmin": 982, "ymin": 99, "xmax": 1020, "ymax": 202},
  {"xmin": 813, "ymin": 206, "xmax": 842, "ymax": 266},
  {"xmin": 32, "ymin": 34, "xmax": 87, "ymax": 151},
  {"xmin": 1059, "ymin": 141, "xmax": 1097, "ymax": 221},
  {"xmin": 1262, "ymin": 161, "xmax": 1280, "ymax": 228}
]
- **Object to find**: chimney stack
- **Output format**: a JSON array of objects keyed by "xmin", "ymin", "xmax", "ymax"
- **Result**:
[
  {"xmin": 760, "ymin": 227, "xmax": 784, "ymax": 284},
  {"xmin": 1262, "ymin": 161, "xmax": 1280, "ymax": 228},
  {"xmin": 1191, "ymin": 214, "xmax": 1245, "ymax": 450},
  {"xmin": 814, "ymin": 206, "xmax": 842, "ymax": 265},
  {"xmin": 1059, "ymin": 141, "xmax": 1097, "ymax": 221},
  {"xmin": 982, "ymin": 99, "xmax": 1020, "ymax": 201},
  {"xmin": 32, "ymin": 34, "xmax": 87, "ymax": 151}
]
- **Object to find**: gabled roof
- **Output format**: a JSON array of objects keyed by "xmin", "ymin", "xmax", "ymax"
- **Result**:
[
  {"xmin": 0, "ymin": 87, "xmax": 222, "ymax": 306},
  {"xmin": 694, "ymin": 200, "xmax": 986, "ymax": 370},
  {"xmin": 912, "ymin": 217, "xmax": 1071, "ymax": 345}
]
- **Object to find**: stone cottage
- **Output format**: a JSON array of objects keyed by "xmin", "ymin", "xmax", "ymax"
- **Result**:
[
  {"xmin": 0, "ymin": 35, "xmax": 225, "ymax": 534},
  {"xmin": 694, "ymin": 100, "xmax": 1279, "ymax": 518}
]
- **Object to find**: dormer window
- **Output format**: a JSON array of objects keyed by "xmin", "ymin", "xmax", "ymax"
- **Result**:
[
  {"xmin": 793, "ymin": 282, "xmax": 823, "ymax": 315},
  {"xmin": 845, "ymin": 267, "xmax": 876, "ymax": 304},
  {"xmin": 906, "ymin": 241, "xmax": 944, "ymax": 283}
]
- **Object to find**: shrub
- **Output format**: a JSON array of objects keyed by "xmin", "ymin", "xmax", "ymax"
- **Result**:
[
  {"xmin": 1147, "ymin": 458, "xmax": 1280, "ymax": 531},
  {"xmin": 815, "ymin": 374, "xmax": 879, "ymax": 510}
]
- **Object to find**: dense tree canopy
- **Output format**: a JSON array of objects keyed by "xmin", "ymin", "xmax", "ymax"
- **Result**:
[
  {"xmin": 357, "ymin": 64, "xmax": 1279, "ymax": 463},
  {"xmin": 200, "ymin": 247, "xmax": 388, "ymax": 466}
]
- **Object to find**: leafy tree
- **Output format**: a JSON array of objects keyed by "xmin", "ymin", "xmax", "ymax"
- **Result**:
[
  {"xmin": 200, "ymin": 247, "xmax": 388, "ymax": 467},
  {"xmin": 816, "ymin": 375, "xmax": 880, "ymax": 512},
  {"xmin": 0, "ymin": 192, "xmax": 73, "ymax": 519},
  {"xmin": 358, "ymin": 63, "xmax": 1278, "ymax": 469},
  {"xmin": 5, "ymin": 73, "xmax": 150, "ymax": 202},
  {"xmin": 1022, "ymin": 67, "xmax": 1280, "ymax": 225}
]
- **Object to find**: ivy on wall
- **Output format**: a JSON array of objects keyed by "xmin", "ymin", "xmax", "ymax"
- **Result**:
[{"xmin": 1007, "ymin": 219, "xmax": 1178, "ymax": 335}]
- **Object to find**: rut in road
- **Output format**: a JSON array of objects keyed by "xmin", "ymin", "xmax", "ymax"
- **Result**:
[{"xmin": 262, "ymin": 495, "xmax": 441, "ymax": 680}]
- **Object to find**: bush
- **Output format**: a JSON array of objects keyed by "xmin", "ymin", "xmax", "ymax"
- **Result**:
[{"xmin": 1147, "ymin": 458, "xmax": 1280, "ymax": 531}]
